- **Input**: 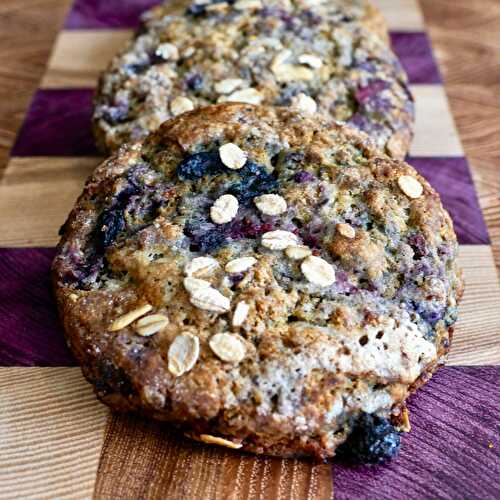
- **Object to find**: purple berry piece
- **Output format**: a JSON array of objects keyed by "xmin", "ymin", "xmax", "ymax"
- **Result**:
[
  {"xmin": 228, "ymin": 161, "xmax": 278, "ymax": 203},
  {"xmin": 355, "ymin": 79, "xmax": 390, "ymax": 104},
  {"xmin": 185, "ymin": 73, "xmax": 204, "ymax": 91},
  {"xmin": 197, "ymin": 230, "xmax": 227, "ymax": 253},
  {"xmin": 408, "ymin": 234, "xmax": 429, "ymax": 258},
  {"xmin": 97, "ymin": 101, "xmax": 130, "ymax": 126},
  {"xmin": 294, "ymin": 170, "xmax": 316, "ymax": 183},
  {"xmin": 176, "ymin": 152, "xmax": 224, "ymax": 180}
]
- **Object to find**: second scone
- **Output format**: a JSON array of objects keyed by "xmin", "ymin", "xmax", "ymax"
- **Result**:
[{"xmin": 93, "ymin": 0, "xmax": 413, "ymax": 158}]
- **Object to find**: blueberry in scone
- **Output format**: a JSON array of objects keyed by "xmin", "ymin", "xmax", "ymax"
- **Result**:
[
  {"xmin": 93, "ymin": 0, "xmax": 413, "ymax": 159},
  {"xmin": 54, "ymin": 104, "xmax": 461, "ymax": 461}
]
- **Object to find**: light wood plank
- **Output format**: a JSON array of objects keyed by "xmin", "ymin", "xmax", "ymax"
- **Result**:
[
  {"xmin": 94, "ymin": 412, "xmax": 333, "ymax": 500},
  {"xmin": 410, "ymin": 84, "xmax": 464, "ymax": 157},
  {"xmin": 373, "ymin": 0, "xmax": 425, "ymax": 31},
  {"xmin": 0, "ymin": 367, "xmax": 108, "ymax": 500},
  {"xmin": 447, "ymin": 244, "xmax": 500, "ymax": 365},
  {"xmin": 0, "ymin": 157, "xmax": 99, "ymax": 247},
  {"xmin": 41, "ymin": 30, "xmax": 133, "ymax": 89}
]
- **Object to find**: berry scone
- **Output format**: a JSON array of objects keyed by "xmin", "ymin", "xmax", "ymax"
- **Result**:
[
  {"xmin": 53, "ymin": 104, "xmax": 462, "ymax": 462},
  {"xmin": 93, "ymin": 0, "xmax": 413, "ymax": 159}
]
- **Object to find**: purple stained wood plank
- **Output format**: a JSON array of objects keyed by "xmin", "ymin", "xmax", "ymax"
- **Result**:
[
  {"xmin": 65, "ymin": 0, "xmax": 161, "ymax": 29},
  {"xmin": 11, "ymin": 89, "xmax": 98, "ymax": 157},
  {"xmin": 0, "ymin": 248, "xmax": 76, "ymax": 366},
  {"xmin": 390, "ymin": 32, "xmax": 442, "ymax": 84},
  {"xmin": 407, "ymin": 157, "xmax": 490, "ymax": 245},
  {"xmin": 334, "ymin": 366, "xmax": 500, "ymax": 499}
]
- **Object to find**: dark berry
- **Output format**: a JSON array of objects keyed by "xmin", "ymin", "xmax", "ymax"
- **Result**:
[
  {"xmin": 228, "ymin": 161, "xmax": 278, "ymax": 203},
  {"xmin": 336, "ymin": 413, "xmax": 401, "ymax": 465},
  {"xmin": 58, "ymin": 220, "xmax": 68, "ymax": 236},
  {"xmin": 226, "ymin": 215, "xmax": 274, "ymax": 240},
  {"xmin": 301, "ymin": 232, "xmax": 320, "ymax": 248},
  {"xmin": 185, "ymin": 219, "xmax": 227, "ymax": 252},
  {"xmin": 99, "ymin": 208, "xmax": 126, "ymax": 249},
  {"xmin": 98, "ymin": 103, "xmax": 129, "ymax": 125},
  {"xmin": 176, "ymin": 152, "xmax": 224, "ymax": 180},
  {"xmin": 229, "ymin": 272, "xmax": 245, "ymax": 284},
  {"xmin": 185, "ymin": 2, "xmax": 206, "ymax": 15},
  {"xmin": 302, "ymin": 9, "xmax": 322, "ymax": 26},
  {"xmin": 197, "ymin": 229, "xmax": 227, "ymax": 253},
  {"xmin": 186, "ymin": 0, "xmax": 234, "ymax": 16},
  {"xmin": 96, "ymin": 183, "xmax": 142, "ymax": 251},
  {"xmin": 408, "ymin": 233, "xmax": 428, "ymax": 258},
  {"xmin": 185, "ymin": 72, "xmax": 204, "ymax": 91},
  {"xmin": 149, "ymin": 51, "xmax": 167, "ymax": 65},
  {"xmin": 124, "ymin": 63, "xmax": 149, "ymax": 75},
  {"xmin": 415, "ymin": 301, "xmax": 445, "ymax": 325},
  {"xmin": 340, "ymin": 14, "xmax": 354, "ymax": 22},
  {"xmin": 294, "ymin": 170, "xmax": 315, "ymax": 183},
  {"xmin": 355, "ymin": 79, "xmax": 390, "ymax": 104},
  {"xmin": 95, "ymin": 359, "xmax": 134, "ymax": 397}
]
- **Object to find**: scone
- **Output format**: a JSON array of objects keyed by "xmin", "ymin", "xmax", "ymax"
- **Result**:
[
  {"xmin": 93, "ymin": 0, "xmax": 413, "ymax": 159},
  {"xmin": 53, "ymin": 104, "xmax": 461, "ymax": 462}
]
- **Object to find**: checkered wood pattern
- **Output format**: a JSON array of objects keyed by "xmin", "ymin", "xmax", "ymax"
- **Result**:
[{"xmin": 0, "ymin": 1, "xmax": 498, "ymax": 498}]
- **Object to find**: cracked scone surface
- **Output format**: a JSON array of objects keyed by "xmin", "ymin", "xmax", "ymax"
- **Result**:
[
  {"xmin": 54, "ymin": 104, "xmax": 461, "ymax": 460},
  {"xmin": 93, "ymin": 0, "xmax": 413, "ymax": 159}
]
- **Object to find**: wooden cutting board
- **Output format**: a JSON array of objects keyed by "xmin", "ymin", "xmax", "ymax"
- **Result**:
[{"xmin": 0, "ymin": 1, "xmax": 499, "ymax": 498}]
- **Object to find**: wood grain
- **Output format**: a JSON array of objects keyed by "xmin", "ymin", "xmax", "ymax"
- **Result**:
[
  {"xmin": 411, "ymin": 84, "xmax": 463, "ymax": 157},
  {"xmin": 0, "ymin": 157, "xmax": 99, "ymax": 247},
  {"xmin": 373, "ymin": 0, "xmax": 424, "ymax": 31},
  {"xmin": 419, "ymin": 0, "xmax": 500, "ymax": 271},
  {"xmin": 42, "ymin": 30, "xmax": 133, "ymax": 89},
  {"xmin": 0, "ymin": 0, "xmax": 70, "ymax": 170},
  {"xmin": 0, "ymin": 367, "xmax": 108, "ymax": 499},
  {"xmin": 94, "ymin": 413, "xmax": 333, "ymax": 500},
  {"xmin": 450, "ymin": 245, "xmax": 500, "ymax": 365}
]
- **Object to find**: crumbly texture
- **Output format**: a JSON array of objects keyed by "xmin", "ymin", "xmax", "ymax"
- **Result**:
[
  {"xmin": 54, "ymin": 104, "xmax": 462, "ymax": 460},
  {"xmin": 93, "ymin": 0, "xmax": 413, "ymax": 159}
]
